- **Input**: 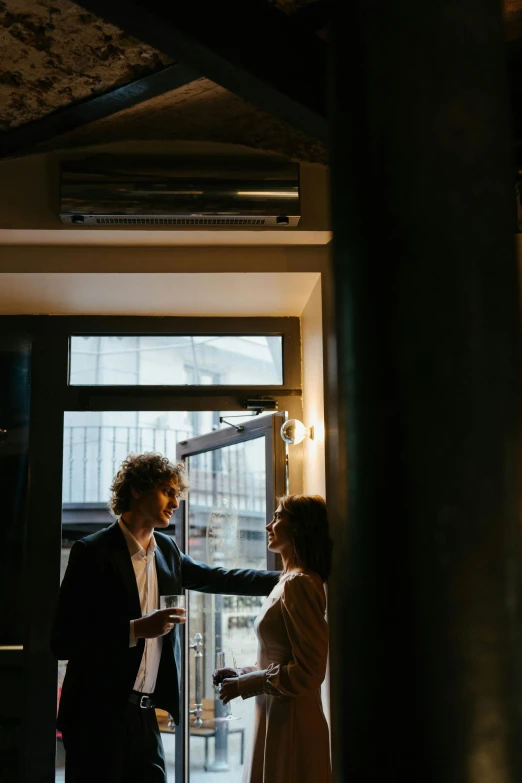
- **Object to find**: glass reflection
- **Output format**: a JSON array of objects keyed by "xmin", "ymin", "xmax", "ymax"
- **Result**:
[{"xmin": 187, "ymin": 438, "xmax": 266, "ymax": 780}]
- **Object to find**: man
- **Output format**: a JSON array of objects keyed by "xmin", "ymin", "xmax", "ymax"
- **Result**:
[{"xmin": 51, "ymin": 452, "xmax": 279, "ymax": 783}]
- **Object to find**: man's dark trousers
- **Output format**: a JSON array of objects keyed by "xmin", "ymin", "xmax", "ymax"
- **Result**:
[{"xmin": 63, "ymin": 700, "xmax": 166, "ymax": 783}]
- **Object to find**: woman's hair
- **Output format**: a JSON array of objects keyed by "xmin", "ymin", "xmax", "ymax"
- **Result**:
[
  {"xmin": 278, "ymin": 494, "xmax": 333, "ymax": 582},
  {"xmin": 109, "ymin": 452, "xmax": 190, "ymax": 517}
]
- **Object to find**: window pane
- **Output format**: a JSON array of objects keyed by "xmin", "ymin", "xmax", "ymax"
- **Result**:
[
  {"xmin": 69, "ymin": 335, "xmax": 283, "ymax": 385},
  {"xmin": 59, "ymin": 411, "xmax": 273, "ymax": 782},
  {"xmin": 186, "ymin": 438, "xmax": 267, "ymax": 782}
]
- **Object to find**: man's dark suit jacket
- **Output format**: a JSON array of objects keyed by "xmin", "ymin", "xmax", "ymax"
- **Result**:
[{"xmin": 51, "ymin": 521, "xmax": 279, "ymax": 736}]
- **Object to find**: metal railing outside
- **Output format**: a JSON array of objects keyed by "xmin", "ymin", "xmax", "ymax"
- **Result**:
[
  {"xmin": 62, "ymin": 426, "xmax": 266, "ymax": 514},
  {"xmin": 62, "ymin": 425, "xmax": 192, "ymax": 504}
]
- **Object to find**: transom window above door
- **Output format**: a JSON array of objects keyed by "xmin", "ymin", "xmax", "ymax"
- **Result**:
[{"xmin": 69, "ymin": 335, "xmax": 283, "ymax": 386}]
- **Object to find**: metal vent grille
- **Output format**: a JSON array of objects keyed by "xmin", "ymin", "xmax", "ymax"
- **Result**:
[{"xmin": 95, "ymin": 217, "xmax": 266, "ymax": 226}]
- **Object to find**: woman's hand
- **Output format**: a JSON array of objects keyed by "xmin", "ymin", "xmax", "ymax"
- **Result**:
[
  {"xmin": 219, "ymin": 678, "xmax": 240, "ymax": 704},
  {"xmin": 212, "ymin": 666, "xmax": 238, "ymax": 686}
]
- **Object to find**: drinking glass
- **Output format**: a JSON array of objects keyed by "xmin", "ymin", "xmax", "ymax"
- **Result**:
[
  {"xmin": 215, "ymin": 650, "xmax": 240, "ymax": 721},
  {"xmin": 160, "ymin": 594, "xmax": 186, "ymax": 610}
]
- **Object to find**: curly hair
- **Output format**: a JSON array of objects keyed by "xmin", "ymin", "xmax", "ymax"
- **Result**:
[
  {"xmin": 108, "ymin": 452, "xmax": 190, "ymax": 517},
  {"xmin": 278, "ymin": 494, "xmax": 333, "ymax": 582}
]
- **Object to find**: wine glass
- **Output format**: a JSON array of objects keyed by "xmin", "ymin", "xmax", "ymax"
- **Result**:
[{"xmin": 215, "ymin": 650, "xmax": 240, "ymax": 722}]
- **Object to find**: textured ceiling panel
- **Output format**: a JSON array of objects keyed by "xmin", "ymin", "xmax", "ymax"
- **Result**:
[
  {"xmin": 0, "ymin": 0, "xmax": 172, "ymax": 132},
  {"xmin": 33, "ymin": 77, "xmax": 328, "ymax": 163}
]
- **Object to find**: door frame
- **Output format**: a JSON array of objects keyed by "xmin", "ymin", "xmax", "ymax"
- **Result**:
[
  {"xmin": 177, "ymin": 411, "xmax": 287, "ymax": 571},
  {"xmin": 0, "ymin": 315, "xmax": 302, "ymax": 783}
]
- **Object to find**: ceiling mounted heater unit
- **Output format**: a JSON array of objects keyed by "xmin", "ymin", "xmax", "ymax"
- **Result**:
[{"xmin": 59, "ymin": 156, "xmax": 301, "ymax": 227}]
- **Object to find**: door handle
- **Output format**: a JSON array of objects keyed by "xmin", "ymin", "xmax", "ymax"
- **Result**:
[{"xmin": 189, "ymin": 632, "xmax": 203, "ymax": 728}]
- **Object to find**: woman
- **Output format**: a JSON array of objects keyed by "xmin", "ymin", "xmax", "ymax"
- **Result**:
[{"xmin": 213, "ymin": 494, "xmax": 333, "ymax": 783}]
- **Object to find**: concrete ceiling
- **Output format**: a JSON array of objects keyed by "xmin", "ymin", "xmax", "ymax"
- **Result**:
[
  {"xmin": 0, "ymin": 0, "xmax": 172, "ymax": 132},
  {"xmin": 26, "ymin": 77, "xmax": 328, "ymax": 163},
  {"xmin": 0, "ymin": 271, "xmax": 321, "ymax": 315},
  {"xmin": 0, "ymin": 0, "xmax": 327, "ymax": 163},
  {"xmin": 1, "ymin": 1, "xmax": 518, "ymax": 165}
]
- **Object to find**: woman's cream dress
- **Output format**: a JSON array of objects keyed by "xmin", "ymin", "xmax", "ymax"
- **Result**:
[{"xmin": 237, "ymin": 572, "xmax": 331, "ymax": 783}]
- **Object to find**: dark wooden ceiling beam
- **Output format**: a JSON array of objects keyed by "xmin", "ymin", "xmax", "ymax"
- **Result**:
[
  {"xmin": 0, "ymin": 63, "xmax": 201, "ymax": 160},
  {"xmin": 73, "ymin": 0, "xmax": 329, "ymax": 142}
]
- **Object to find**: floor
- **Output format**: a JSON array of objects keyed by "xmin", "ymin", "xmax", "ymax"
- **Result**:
[{"xmin": 55, "ymin": 732, "xmax": 246, "ymax": 782}]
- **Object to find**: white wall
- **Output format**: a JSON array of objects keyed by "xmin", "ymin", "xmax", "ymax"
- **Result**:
[
  {"xmin": 0, "ymin": 272, "xmax": 320, "ymax": 316},
  {"xmin": 299, "ymin": 274, "xmax": 331, "ymax": 735},
  {"xmin": 301, "ymin": 277, "xmax": 326, "ymax": 496},
  {"xmin": 0, "ymin": 244, "xmax": 329, "ymax": 274}
]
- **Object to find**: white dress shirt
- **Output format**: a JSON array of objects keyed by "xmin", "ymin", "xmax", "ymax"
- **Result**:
[{"xmin": 118, "ymin": 518, "xmax": 162, "ymax": 694}]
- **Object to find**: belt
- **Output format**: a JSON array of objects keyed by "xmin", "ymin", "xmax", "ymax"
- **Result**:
[{"xmin": 128, "ymin": 690, "xmax": 155, "ymax": 709}]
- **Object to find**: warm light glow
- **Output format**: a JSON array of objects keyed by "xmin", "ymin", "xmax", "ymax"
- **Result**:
[
  {"xmin": 235, "ymin": 191, "xmax": 299, "ymax": 198},
  {"xmin": 280, "ymin": 419, "xmax": 313, "ymax": 445},
  {"xmin": 312, "ymin": 419, "xmax": 325, "ymax": 443}
]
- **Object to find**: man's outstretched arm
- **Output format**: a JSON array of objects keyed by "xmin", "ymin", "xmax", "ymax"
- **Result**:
[{"xmin": 181, "ymin": 553, "xmax": 279, "ymax": 595}]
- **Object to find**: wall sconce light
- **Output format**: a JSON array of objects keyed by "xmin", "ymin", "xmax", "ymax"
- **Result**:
[{"xmin": 280, "ymin": 419, "xmax": 314, "ymax": 445}]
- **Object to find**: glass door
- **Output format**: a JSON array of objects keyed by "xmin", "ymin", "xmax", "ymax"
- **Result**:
[{"xmin": 176, "ymin": 413, "xmax": 286, "ymax": 783}]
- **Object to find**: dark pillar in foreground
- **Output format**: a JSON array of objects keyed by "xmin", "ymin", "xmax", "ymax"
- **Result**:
[{"xmin": 327, "ymin": 1, "xmax": 522, "ymax": 780}]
